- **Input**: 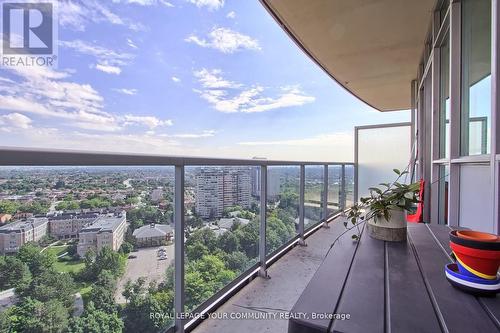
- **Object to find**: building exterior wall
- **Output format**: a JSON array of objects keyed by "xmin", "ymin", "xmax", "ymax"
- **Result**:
[
  {"xmin": 195, "ymin": 168, "xmax": 252, "ymax": 219},
  {"xmin": 135, "ymin": 235, "xmax": 171, "ymax": 247},
  {"xmin": 49, "ymin": 217, "xmax": 95, "ymax": 239},
  {"xmin": 414, "ymin": 0, "xmax": 499, "ymax": 234},
  {"xmin": 0, "ymin": 218, "xmax": 48, "ymax": 254},
  {"xmin": 76, "ymin": 215, "xmax": 127, "ymax": 257}
]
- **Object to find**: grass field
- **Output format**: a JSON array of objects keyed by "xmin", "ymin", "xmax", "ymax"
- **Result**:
[
  {"xmin": 53, "ymin": 257, "xmax": 85, "ymax": 274},
  {"xmin": 44, "ymin": 245, "xmax": 69, "ymax": 257},
  {"xmin": 44, "ymin": 245, "xmax": 85, "ymax": 274}
]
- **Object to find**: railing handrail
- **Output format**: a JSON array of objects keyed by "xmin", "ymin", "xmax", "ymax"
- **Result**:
[
  {"xmin": 0, "ymin": 146, "xmax": 354, "ymax": 166},
  {"xmin": 0, "ymin": 145, "xmax": 356, "ymax": 333}
]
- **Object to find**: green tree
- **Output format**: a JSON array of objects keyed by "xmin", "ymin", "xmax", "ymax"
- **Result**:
[
  {"xmin": 186, "ymin": 215, "xmax": 203, "ymax": 229},
  {"xmin": 56, "ymin": 200, "xmax": 80, "ymax": 211},
  {"xmin": 122, "ymin": 279, "xmax": 173, "ymax": 333},
  {"xmin": 29, "ymin": 270, "xmax": 76, "ymax": 308},
  {"xmin": 218, "ymin": 231, "xmax": 239, "ymax": 253},
  {"xmin": 0, "ymin": 309, "xmax": 11, "ymax": 333},
  {"xmin": 185, "ymin": 242, "xmax": 209, "ymax": 261},
  {"xmin": 119, "ymin": 241, "xmax": 134, "ymax": 255},
  {"xmin": 234, "ymin": 221, "xmax": 259, "ymax": 258},
  {"xmin": 69, "ymin": 301, "xmax": 123, "ymax": 333},
  {"xmin": 88, "ymin": 270, "xmax": 117, "ymax": 313},
  {"xmin": 0, "ymin": 200, "xmax": 20, "ymax": 214},
  {"xmin": 185, "ymin": 228, "xmax": 218, "ymax": 253},
  {"xmin": 17, "ymin": 243, "xmax": 55, "ymax": 275},
  {"xmin": 9, "ymin": 297, "xmax": 69, "ymax": 333},
  {"xmin": 82, "ymin": 247, "xmax": 125, "ymax": 280},
  {"xmin": 279, "ymin": 190, "xmax": 299, "ymax": 212},
  {"xmin": 185, "ymin": 255, "xmax": 236, "ymax": 311},
  {"xmin": 0, "ymin": 256, "xmax": 32, "ymax": 291},
  {"xmin": 222, "ymin": 251, "xmax": 248, "ymax": 273}
]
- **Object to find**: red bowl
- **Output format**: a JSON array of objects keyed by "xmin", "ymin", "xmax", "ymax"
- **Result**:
[
  {"xmin": 457, "ymin": 230, "xmax": 499, "ymax": 242},
  {"xmin": 450, "ymin": 242, "xmax": 500, "ymax": 279}
]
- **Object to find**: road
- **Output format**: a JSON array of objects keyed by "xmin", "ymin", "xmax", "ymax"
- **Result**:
[
  {"xmin": 0, "ymin": 288, "xmax": 17, "ymax": 313},
  {"xmin": 115, "ymin": 244, "xmax": 174, "ymax": 304}
]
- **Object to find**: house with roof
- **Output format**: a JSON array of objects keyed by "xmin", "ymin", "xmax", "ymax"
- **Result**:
[{"xmin": 132, "ymin": 223, "xmax": 173, "ymax": 248}]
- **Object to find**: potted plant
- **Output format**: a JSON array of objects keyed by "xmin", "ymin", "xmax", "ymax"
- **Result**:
[{"xmin": 346, "ymin": 169, "xmax": 420, "ymax": 242}]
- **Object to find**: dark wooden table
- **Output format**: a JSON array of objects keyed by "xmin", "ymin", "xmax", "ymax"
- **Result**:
[{"xmin": 288, "ymin": 223, "xmax": 500, "ymax": 333}]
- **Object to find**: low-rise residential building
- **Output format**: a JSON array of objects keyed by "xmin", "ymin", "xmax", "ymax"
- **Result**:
[
  {"xmin": 132, "ymin": 223, "xmax": 173, "ymax": 247},
  {"xmin": 151, "ymin": 188, "xmax": 163, "ymax": 203},
  {"xmin": 48, "ymin": 213, "xmax": 99, "ymax": 239},
  {"xmin": 218, "ymin": 217, "xmax": 250, "ymax": 230},
  {"xmin": 13, "ymin": 212, "xmax": 33, "ymax": 220},
  {"xmin": 0, "ymin": 214, "xmax": 12, "ymax": 224},
  {"xmin": 0, "ymin": 218, "xmax": 49, "ymax": 254},
  {"xmin": 77, "ymin": 212, "xmax": 127, "ymax": 257}
]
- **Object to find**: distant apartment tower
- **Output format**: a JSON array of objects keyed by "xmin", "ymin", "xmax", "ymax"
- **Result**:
[
  {"xmin": 195, "ymin": 168, "xmax": 251, "ymax": 219},
  {"xmin": 0, "ymin": 218, "xmax": 49, "ymax": 254},
  {"xmin": 77, "ymin": 212, "xmax": 127, "ymax": 257},
  {"xmin": 49, "ymin": 213, "xmax": 99, "ymax": 239},
  {"xmin": 251, "ymin": 168, "xmax": 281, "ymax": 199}
]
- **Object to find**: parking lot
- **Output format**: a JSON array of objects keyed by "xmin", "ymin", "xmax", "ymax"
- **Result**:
[{"xmin": 115, "ymin": 244, "xmax": 174, "ymax": 303}]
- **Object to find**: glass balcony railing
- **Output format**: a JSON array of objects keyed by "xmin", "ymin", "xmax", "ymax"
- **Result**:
[
  {"xmin": 0, "ymin": 148, "xmax": 354, "ymax": 333},
  {"xmin": 266, "ymin": 166, "xmax": 299, "ymax": 256}
]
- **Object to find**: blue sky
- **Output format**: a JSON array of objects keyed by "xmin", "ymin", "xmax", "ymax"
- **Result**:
[{"xmin": 0, "ymin": 0, "xmax": 409, "ymax": 161}]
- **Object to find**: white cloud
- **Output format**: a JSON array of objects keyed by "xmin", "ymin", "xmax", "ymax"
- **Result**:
[
  {"xmin": 160, "ymin": 0, "xmax": 175, "ymax": 7},
  {"xmin": 127, "ymin": 38, "xmax": 138, "ymax": 49},
  {"xmin": 193, "ymin": 69, "xmax": 315, "ymax": 113},
  {"xmin": 187, "ymin": 0, "xmax": 224, "ymax": 11},
  {"xmin": 0, "ymin": 66, "xmax": 171, "ymax": 132},
  {"xmin": 59, "ymin": 0, "xmax": 128, "ymax": 31},
  {"xmin": 114, "ymin": 0, "xmax": 174, "ymax": 6},
  {"xmin": 171, "ymin": 76, "xmax": 181, "ymax": 83},
  {"xmin": 243, "ymin": 86, "xmax": 316, "ymax": 113},
  {"xmin": 166, "ymin": 130, "xmax": 216, "ymax": 138},
  {"xmin": 185, "ymin": 27, "xmax": 260, "ymax": 53},
  {"xmin": 123, "ymin": 115, "xmax": 173, "ymax": 129},
  {"xmin": 226, "ymin": 11, "xmax": 236, "ymax": 19},
  {"xmin": 239, "ymin": 133, "xmax": 352, "ymax": 147},
  {"xmin": 60, "ymin": 39, "xmax": 134, "ymax": 75},
  {"xmin": 95, "ymin": 64, "xmax": 122, "ymax": 75},
  {"xmin": 0, "ymin": 113, "xmax": 32, "ymax": 130},
  {"xmin": 113, "ymin": 88, "xmax": 138, "ymax": 95},
  {"xmin": 193, "ymin": 68, "xmax": 242, "ymax": 89}
]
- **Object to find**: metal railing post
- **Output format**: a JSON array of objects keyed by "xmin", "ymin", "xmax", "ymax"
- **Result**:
[
  {"xmin": 322, "ymin": 164, "xmax": 329, "ymax": 228},
  {"xmin": 298, "ymin": 165, "xmax": 306, "ymax": 246},
  {"xmin": 258, "ymin": 165, "xmax": 269, "ymax": 278},
  {"xmin": 354, "ymin": 128, "xmax": 359, "ymax": 203},
  {"xmin": 341, "ymin": 164, "xmax": 346, "ymax": 210},
  {"xmin": 174, "ymin": 165, "xmax": 185, "ymax": 333}
]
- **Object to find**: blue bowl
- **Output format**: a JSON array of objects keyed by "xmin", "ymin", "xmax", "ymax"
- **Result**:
[
  {"xmin": 445, "ymin": 263, "xmax": 499, "ymax": 285},
  {"xmin": 445, "ymin": 263, "xmax": 500, "ymax": 296}
]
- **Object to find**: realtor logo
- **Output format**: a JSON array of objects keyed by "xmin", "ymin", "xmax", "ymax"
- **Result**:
[{"xmin": 1, "ymin": 1, "xmax": 57, "ymax": 67}]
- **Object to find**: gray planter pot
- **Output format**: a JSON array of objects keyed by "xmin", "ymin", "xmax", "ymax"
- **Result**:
[{"xmin": 366, "ymin": 208, "xmax": 407, "ymax": 242}]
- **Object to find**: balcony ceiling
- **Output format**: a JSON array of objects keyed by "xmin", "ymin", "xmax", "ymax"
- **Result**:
[{"xmin": 261, "ymin": 0, "xmax": 436, "ymax": 111}]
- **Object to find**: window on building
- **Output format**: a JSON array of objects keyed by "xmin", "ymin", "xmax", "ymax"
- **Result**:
[
  {"xmin": 440, "ymin": 36, "xmax": 450, "ymax": 159},
  {"xmin": 461, "ymin": 0, "xmax": 491, "ymax": 156}
]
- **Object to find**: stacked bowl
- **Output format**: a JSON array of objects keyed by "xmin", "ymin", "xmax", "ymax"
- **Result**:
[{"xmin": 445, "ymin": 230, "xmax": 500, "ymax": 295}]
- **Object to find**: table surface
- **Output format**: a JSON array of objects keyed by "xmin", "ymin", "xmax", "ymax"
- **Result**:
[{"xmin": 288, "ymin": 223, "xmax": 500, "ymax": 333}]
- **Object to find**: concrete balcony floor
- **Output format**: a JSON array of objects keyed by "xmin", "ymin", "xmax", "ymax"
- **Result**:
[{"xmin": 192, "ymin": 222, "xmax": 339, "ymax": 333}]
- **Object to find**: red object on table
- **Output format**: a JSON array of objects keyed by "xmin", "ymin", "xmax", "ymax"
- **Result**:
[{"xmin": 407, "ymin": 179, "xmax": 424, "ymax": 223}]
